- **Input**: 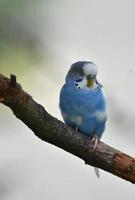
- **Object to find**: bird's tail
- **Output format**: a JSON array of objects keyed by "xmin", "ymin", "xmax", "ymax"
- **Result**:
[{"xmin": 94, "ymin": 167, "xmax": 100, "ymax": 178}]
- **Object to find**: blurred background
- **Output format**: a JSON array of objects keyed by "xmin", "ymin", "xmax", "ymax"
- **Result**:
[{"xmin": 0, "ymin": 0, "xmax": 135, "ymax": 199}]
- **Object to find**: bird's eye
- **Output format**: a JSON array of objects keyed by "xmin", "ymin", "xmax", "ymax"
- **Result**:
[
  {"xmin": 76, "ymin": 78, "xmax": 83, "ymax": 82},
  {"xmin": 87, "ymin": 74, "xmax": 95, "ymax": 80},
  {"xmin": 75, "ymin": 83, "xmax": 78, "ymax": 86}
]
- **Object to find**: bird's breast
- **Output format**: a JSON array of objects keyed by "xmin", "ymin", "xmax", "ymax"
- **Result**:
[{"xmin": 60, "ymin": 84, "xmax": 106, "ymax": 117}]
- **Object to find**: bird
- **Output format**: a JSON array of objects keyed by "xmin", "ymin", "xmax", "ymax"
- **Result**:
[{"xmin": 59, "ymin": 61, "xmax": 107, "ymax": 177}]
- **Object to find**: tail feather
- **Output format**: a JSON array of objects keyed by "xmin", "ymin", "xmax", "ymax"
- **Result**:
[{"xmin": 94, "ymin": 167, "xmax": 100, "ymax": 178}]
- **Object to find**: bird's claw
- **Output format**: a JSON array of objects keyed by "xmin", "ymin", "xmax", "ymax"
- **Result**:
[
  {"xmin": 75, "ymin": 127, "xmax": 79, "ymax": 132},
  {"xmin": 91, "ymin": 135, "xmax": 99, "ymax": 152}
]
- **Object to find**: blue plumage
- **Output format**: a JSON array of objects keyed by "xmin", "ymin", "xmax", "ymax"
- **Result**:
[{"xmin": 59, "ymin": 61, "xmax": 107, "ymax": 139}]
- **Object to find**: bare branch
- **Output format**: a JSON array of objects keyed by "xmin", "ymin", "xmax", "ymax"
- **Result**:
[{"xmin": 0, "ymin": 73, "xmax": 135, "ymax": 183}]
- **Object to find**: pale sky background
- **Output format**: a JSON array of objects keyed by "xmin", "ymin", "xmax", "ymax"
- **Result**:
[{"xmin": 0, "ymin": 0, "xmax": 135, "ymax": 199}]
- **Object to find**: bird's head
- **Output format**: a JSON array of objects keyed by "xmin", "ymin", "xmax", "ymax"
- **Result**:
[{"xmin": 66, "ymin": 61, "xmax": 98, "ymax": 89}]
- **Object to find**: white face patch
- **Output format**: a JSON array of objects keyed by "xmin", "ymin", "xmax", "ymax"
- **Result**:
[
  {"xmin": 83, "ymin": 63, "xmax": 97, "ymax": 76},
  {"xmin": 74, "ymin": 78, "xmax": 87, "ymax": 90}
]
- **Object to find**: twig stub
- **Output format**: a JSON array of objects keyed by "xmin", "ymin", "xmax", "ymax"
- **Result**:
[{"xmin": 10, "ymin": 74, "xmax": 17, "ymax": 88}]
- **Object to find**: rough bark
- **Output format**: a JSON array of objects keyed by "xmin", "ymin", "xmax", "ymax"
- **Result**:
[{"xmin": 0, "ymin": 73, "xmax": 135, "ymax": 183}]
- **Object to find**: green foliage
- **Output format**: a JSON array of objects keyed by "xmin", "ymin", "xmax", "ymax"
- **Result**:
[
  {"xmin": 0, "ymin": 43, "xmax": 41, "ymax": 74},
  {"xmin": 0, "ymin": 0, "xmax": 46, "ymax": 74},
  {"xmin": 0, "ymin": 0, "xmax": 44, "ymax": 13}
]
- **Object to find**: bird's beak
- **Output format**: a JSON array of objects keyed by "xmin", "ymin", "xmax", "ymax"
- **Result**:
[
  {"xmin": 87, "ymin": 79, "xmax": 94, "ymax": 87},
  {"xmin": 87, "ymin": 75, "xmax": 95, "ymax": 88}
]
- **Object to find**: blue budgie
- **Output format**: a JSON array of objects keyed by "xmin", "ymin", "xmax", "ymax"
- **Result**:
[{"xmin": 59, "ymin": 61, "xmax": 107, "ymax": 177}]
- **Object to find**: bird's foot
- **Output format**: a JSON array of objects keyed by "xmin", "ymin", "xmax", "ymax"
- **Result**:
[
  {"xmin": 75, "ymin": 127, "xmax": 79, "ymax": 132},
  {"xmin": 91, "ymin": 135, "xmax": 99, "ymax": 152}
]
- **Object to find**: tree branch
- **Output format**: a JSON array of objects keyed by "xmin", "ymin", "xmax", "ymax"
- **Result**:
[{"xmin": 0, "ymin": 73, "xmax": 135, "ymax": 183}]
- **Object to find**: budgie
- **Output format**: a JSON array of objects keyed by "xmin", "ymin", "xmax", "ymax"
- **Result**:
[{"xmin": 59, "ymin": 61, "xmax": 107, "ymax": 177}]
